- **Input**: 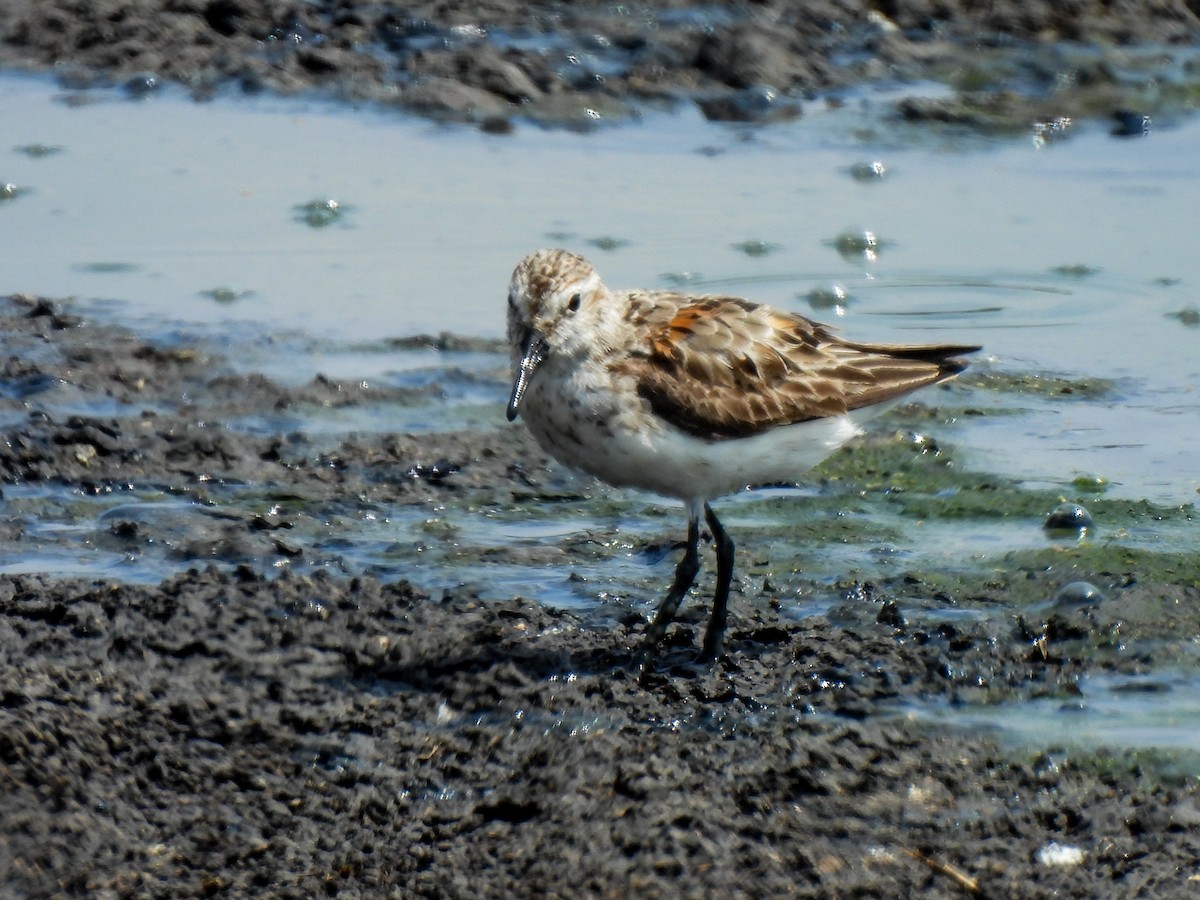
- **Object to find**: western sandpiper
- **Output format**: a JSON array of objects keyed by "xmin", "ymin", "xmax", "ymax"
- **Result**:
[{"xmin": 505, "ymin": 248, "xmax": 979, "ymax": 671}]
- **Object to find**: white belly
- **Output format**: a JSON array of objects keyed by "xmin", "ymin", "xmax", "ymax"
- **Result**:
[{"xmin": 519, "ymin": 361, "xmax": 873, "ymax": 503}]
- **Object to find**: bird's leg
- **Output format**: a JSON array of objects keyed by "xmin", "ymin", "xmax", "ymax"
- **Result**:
[
  {"xmin": 699, "ymin": 503, "xmax": 734, "ymax": 662},
  {"xmin": 637, "ymin": 510, "xmax": 701, "ymax": 673}
]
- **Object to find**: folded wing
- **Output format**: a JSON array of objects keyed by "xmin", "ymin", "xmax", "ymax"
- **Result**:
[{"xmin": 621, "ymin": 294, "xmax": 979, "ymax": 440}]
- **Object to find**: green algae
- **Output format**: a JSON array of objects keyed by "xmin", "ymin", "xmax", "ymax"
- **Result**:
[
  {"xmin": 200, "ymin": 286, "xmax": 253, "ymax": 304},
  {"xmin": 15, "ymin": 143, "xmax": 63, "ymax": 158},
  {"xmin": 73, "ymin": 261, "xmax": 139, "ymax": 273},
  {"xmin": 1050, "ymin": 264, "xmax": 1101, "ymax": 278},
  {"xmin": 902, "ymin": 542, "xmax": 1200, "ymax": 604},
  {"xmin": 731, "ymin": 239, "xmax": 781, "ymax": 257},
  {"xmin": 588, "ymin": 236, "xmax": 631, "ymax": 252},
  {"xmin": 1166, "ymin": 306, "xmax": 1200, "ymax": 328},
  {"xmin": 1071, "ymin": 473, "xmax": 1110, "ymax": 493},
  {"xmin": 813, "ymin": 428, "xmax": 1193, "ymax": 530},
  {"xmin": 959, "ymin": 370, "xmax": 1118, "ymax": 400},
  {"xmin": 1056, "ymin": 746, "xmax": 1200, "ymax": 789},
  {"xmin": 385, "ymin": 333, "xmax": 507, "ymax": 353},
  {"xmin": 815, "ymin": 430, "xmax": 1058, "ymax": 520},
  {"xmin": 1008, "ymin": 543, "xmax": 1200, "ymax": 592},
  {"xmin": 294, "ymin": 198, "xmax": 351, "ymax": 228}
]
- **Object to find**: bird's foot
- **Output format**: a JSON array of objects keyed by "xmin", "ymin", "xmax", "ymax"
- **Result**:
[
  {"xmin": 698, "ymin": 629, "xmax": 724, "ymax": 664},
  {"xmin": 634, "ymin": 634, "xmax": 724, "ymax": 685}
]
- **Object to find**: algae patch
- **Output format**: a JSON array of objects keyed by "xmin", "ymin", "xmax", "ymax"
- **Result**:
[{"xmin": 960, "ymin": 370, "xmax": 1118, "ymax": 400}]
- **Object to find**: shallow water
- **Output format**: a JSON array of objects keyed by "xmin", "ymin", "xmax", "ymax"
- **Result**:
[
  {"xmin": 912, "ymin": 671, "xmax": 1200, "ymax": 755},
  {"xmin": 3, "ymin": 74, "xmax": 1197, "ymax": 503},
  {"xmin": 2, "ymin": 74, "xmax": 1198, "ymax": 750}
]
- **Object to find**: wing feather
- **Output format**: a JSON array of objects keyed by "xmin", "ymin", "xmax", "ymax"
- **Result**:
[{"xmin": 618, "ymin": 294, "xmax": 979, "ymax": 440}]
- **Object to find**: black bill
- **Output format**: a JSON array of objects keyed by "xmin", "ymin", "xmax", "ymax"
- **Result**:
[{"xmin": 506, "ymin": 328, "xmax": 548, "ymax": 421}]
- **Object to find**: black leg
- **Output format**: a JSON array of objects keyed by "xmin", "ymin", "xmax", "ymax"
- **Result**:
[
  {"xmin": 638, "ymin": 511, "xmax": 701, "ymax": 673},
  {"xmin": 699, "ymin": 503, "xmax": 734, "ymax": 662}
]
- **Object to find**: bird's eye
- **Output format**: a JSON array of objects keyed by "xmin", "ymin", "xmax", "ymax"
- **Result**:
[
  {"xmin": 507, "ymin": 291, "xmax": 517, "ymax": 310},
  {"xmin": 566, "ymin": 293, "xmax": 582, "ymax": 313}
]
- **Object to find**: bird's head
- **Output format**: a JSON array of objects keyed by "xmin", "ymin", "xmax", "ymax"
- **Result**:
[{"xmin": 505, "ymin": 248, "xmax": 610, "ymax": 421}]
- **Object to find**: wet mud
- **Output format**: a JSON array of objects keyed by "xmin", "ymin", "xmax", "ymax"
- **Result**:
[
  {"xmin": 0, "ymin": 0, "xmax": 1198, "ymax": 128},
  {"xmin": 3, "ymin": 294, "xmax": 1200, "ymax": 897}
]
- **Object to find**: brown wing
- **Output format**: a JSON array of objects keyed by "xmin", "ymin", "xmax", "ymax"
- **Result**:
[{"xmin": 620, "ymin": 294, "xmax": 979, "ymax": 440}]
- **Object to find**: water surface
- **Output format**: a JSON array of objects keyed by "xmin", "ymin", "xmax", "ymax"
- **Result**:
[{"xmin": 3, "ymin": 75, "xmax": 1196, "ymax": 501}]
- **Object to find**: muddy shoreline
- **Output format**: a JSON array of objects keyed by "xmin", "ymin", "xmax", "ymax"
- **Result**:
[
  {"xmin": 3, "ymin": 294, "xmax": 1200, "ymax": 896},
  {"xmin": 1, "ymin": 1, "xmax": 1199, "ymax": 129}
]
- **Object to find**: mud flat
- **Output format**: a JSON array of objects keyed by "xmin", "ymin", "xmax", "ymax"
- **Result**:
[
  {"xmin": 1, "ymin": 0, "xmax": 1199, "ymax": 128},
  {"xmin": 2, "ymin": 295, "xmax": 1199, "ymax": 896}
]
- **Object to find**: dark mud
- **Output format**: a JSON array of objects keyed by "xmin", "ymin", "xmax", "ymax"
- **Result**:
[
  {"xmin": 5, "ymin": 569, "xmax": 1200, "ymax": 898},
  {"xmin": 1, "ymin": 0, "xmax": 1199, "ymax": 129},
  {"xmin": 4, "ymin": 294, "xmax": 1200, "ymax": 897}
]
